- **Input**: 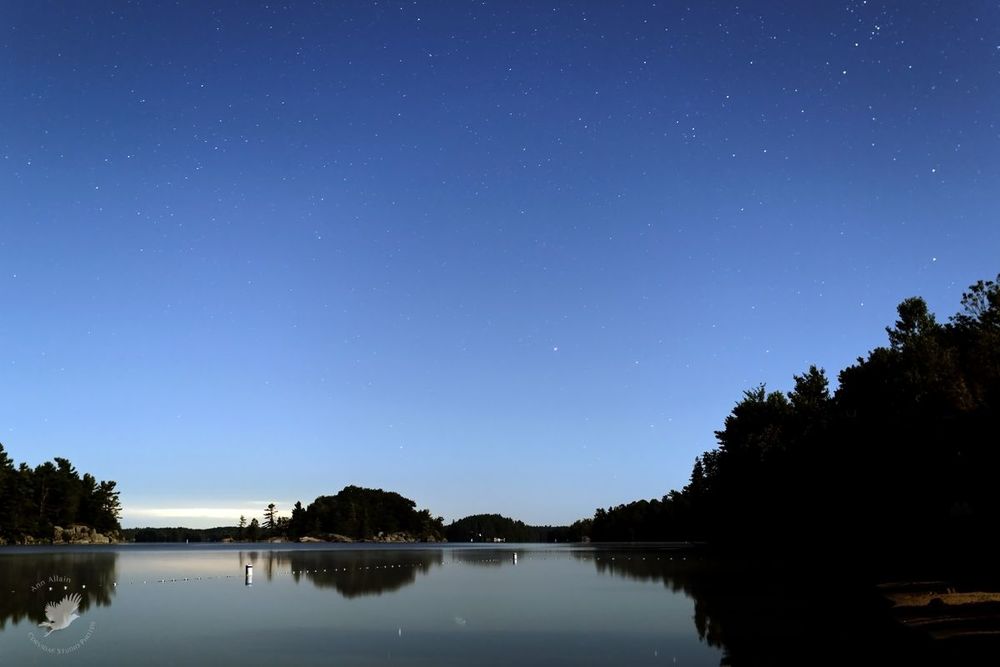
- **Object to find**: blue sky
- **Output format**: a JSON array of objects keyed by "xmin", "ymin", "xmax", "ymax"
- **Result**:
[{"xmin": 2, "ymin": 1, "xmax": 998, "ymax": 528}]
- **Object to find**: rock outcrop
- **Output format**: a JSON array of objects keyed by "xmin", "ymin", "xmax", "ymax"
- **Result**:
[{"xmin": 52, "ymin": 524, "xmax": 122, "ymax": 544}]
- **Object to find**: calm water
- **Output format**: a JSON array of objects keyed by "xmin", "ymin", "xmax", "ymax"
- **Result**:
[{"xmin": 0, "ymin": 543, "xmax": 727, "ymax": 666}]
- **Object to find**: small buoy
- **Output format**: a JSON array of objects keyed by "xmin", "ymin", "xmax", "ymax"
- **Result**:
[
  {"xmin": 512, "ymin": 553, "xmax": 518, "ymax": 564},
  {"xmin": 245, "ymin": 564, "xmax": 253, "ymax": 586}
]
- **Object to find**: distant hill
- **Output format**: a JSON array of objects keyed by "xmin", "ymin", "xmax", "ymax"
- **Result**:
[
  {"xmin": 445, "ymin": 513, "xmax": 576, "ymax": 542},
  {"xmin": 122, "ymin": 526, "xmax": 239, "ymax": 543}
]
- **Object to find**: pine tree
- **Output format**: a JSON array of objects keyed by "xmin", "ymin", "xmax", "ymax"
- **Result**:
[{"xmin": 263, "ymin": 503, "xmax": 277, "ymax": 532}]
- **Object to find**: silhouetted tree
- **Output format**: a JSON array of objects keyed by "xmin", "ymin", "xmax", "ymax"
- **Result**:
[
  {"xmin": 288, "ymin": 501, "xmax": 307, "ymax": 539},
  {"xmin": 886, "ymin": 296, "xmax": 938, "ymax": 350},
  {"xmin": 0, "ymin": 445, "xmax": 16, "ymax": 537},
  {"xmin": 264, "ymin": 503, "xmax": 277, "ymax": 532},
  {"xmin": 247, "ymin": 517, "xmax": 260, "ymax": 542}
]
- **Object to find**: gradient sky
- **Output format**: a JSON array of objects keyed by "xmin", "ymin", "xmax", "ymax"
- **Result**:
[{"xmin": 2, "ymin": 1, "xmax": 998, "ymax": 528}]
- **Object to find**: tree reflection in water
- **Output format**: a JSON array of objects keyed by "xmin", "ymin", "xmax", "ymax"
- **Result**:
[
  {"xmin": 0, "ymin": 550, "xmax": 118, "ymax": 630},
  {"xmin": 576, "ymin": 548, "xmax": 928, "ymax": 666},
  {"xmin": 447, "ymin": 549, "xmax": 521, "ymax": 568},
  {"xmin": 238, "ymin": 549, "xmax": 443, "ymax": 598}
]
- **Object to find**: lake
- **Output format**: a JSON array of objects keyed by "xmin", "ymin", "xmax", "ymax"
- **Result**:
[
  {"xmin": 4, "ymin": 542, "xmax": 964, "ymax": 665},
  {"xmin": 1, "ymin": 543, "xmax": 728, "ymax": 665}
]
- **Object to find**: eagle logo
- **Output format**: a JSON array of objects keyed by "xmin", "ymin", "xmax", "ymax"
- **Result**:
[{"xmin": 38, "ymin": 593, "xmax": 82, "ymax": 637}]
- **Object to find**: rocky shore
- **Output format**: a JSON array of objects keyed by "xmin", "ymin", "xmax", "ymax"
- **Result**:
[
  {"xmin": 1, "ymin": 524, "xmax": 123, "ymax": 545},
  {"xmin": 52, "ymin": 524, "xmax": 123, "ymax": 544},
  {"xmin": 297, "ymin": 532, "xmax": 444, "ymax": 544}
]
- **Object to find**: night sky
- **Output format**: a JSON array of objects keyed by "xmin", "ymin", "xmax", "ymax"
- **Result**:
[{"xmin": 2, "ymin": 1, "xmax": 998, "ymax": 528}]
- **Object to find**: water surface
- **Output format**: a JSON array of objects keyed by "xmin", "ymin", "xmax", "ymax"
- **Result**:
[{"xmin": 0, "ymin": 544, "xmax": 723, "ymax": 665}]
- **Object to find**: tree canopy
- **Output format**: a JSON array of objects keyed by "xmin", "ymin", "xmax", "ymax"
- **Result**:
[
  {"xmin": 444, "ymin": 513, "xmax": 572, "ymax": 542},
  {"xmin": 0, "ymin": 445, "xmax": 122, "ymax": 543},
  {"xmin": 585, "ymin": 274, "xmax": 1000, "ymax": 569},
  {"xmin": 286, "ymin": 485, "xmax": 444, "ymax": 541}
]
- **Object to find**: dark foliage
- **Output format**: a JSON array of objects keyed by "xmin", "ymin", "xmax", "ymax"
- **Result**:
[
  {"xmin": 585, "ymin": 274, "xmax": 1000, "ymax": 570},
  {"xmin": 445, "ymin": 513, "xmax": 572, "ymax": 542},
  {"xmin": 0, "ymin": 447, "xmax": 121, "ymax": 543},
  {"xmin": 122, "ymin": 526, "xmax": 240, "ymax": 542},
  {"xmin": 287, "ymin": 485, "xmax": 444, "ymax": 541}
]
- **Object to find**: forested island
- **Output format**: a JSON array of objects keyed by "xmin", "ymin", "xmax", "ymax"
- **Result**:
[
  {"xmin": 127, "ymin": 485, "xmax": 447, "ymax": 543},
  {"xmin": 125, "ymin": 507, "xmax": 580, "ymax": 544}
]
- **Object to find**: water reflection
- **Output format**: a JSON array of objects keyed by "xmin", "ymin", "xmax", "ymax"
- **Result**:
[
  {"xmin": 0, "ymin": 550, "xmax": 118, "ymax": 630},
  {"xmin": 447, "ymin": 549, "xmax": 521, "ymax": 567},
  {"xmin": 577, "ymin": 548, "xmax": 922, "ymax": 666},
  {"xmin": 238, "ymin": 548, "xmax": 443, "ymax": 598},
  {"xmin": 575, "ymin": 550, "xmax": 727, "ymax": 649},
  {"xmin": 1, "ymin": 546, "xmax": 728, "ymax": 665}
]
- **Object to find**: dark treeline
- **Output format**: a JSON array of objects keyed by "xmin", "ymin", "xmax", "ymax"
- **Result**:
[
  {"xmin": 286, "ymin": 485, "xmax": 445, "ymax": 541},
  {"xmin": 123, "ymin": 526, "xmax": 238, "ymax": 543},
  {"xmin": 0, "ymin": 445, "xmax": 122, "ymax": 544},
  {"xmin": 127, "ymin": 509, "xmax": 581, "ymax": 544},
  {"xmin": 587, "ymin": 274, "xmax": 1000, "ymax": 570},
  {"xmin": 444, "ymin": 513, "xmax": 577, "ymax": 542}
]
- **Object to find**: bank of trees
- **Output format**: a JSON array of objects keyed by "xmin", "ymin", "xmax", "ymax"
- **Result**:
[
  {"xmin": 445, "ymin": 513, "xmax": 574, "ymax": 542},
  {"xmin": 588, "ymin": 274, "xmax": 1000, "ymax": 563},
  {"xmin": 0, "ymin": 447, "xmax": 122, "ymax": 542},
  {"xmin": 124, "ymin": 526, "xmax": 239, "ymax": 543}
]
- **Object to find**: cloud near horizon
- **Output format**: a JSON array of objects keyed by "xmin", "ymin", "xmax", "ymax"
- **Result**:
[{"xmin": 124, "ymin": 505, "xmax": 291, "ymax": 528}]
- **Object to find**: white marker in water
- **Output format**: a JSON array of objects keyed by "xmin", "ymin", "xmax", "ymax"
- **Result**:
[{"xmin": 245, "ymin": 564, "xmax": 253, "ymax": 586}]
